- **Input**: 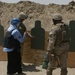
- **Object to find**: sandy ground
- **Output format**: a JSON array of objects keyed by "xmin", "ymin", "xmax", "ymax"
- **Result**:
[{"xmin": 0, "ymin": 61, "xmax": 75, "ymax": 75}]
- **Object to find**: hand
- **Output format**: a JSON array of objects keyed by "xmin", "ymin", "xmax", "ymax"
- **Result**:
[
  {"xmin": 31, "ymin": 35, "xmax": 35, "ymax": 39},
  {"xmin": 51, "ymin": 54, "xmax": 54, "ymax": 56},
  {"xmin": 47, "ymin": 50, "xmax": 54, "ymax": 57},
  {"xmin": 24, "ymin": 31, "xmax": 27, "ymax": 35},
  {"xmin": 47, "ymin": 50, "xmax": 51, "ymax": 57}
]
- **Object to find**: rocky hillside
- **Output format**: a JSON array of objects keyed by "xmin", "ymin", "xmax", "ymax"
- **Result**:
[{"xmin": 0, "ymin": 1, "xmax": 75, "ymax": 31}]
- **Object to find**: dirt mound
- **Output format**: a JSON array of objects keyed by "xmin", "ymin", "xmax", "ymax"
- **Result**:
[{"xmin": 0, "ymin": 1, "xmax": 75, "ymax": 31}]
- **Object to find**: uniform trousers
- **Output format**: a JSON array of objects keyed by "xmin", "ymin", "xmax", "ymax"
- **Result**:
[
  {"xmin": 47, "ymin": 43, "xmax": 69, "ymax": 75},
  {"xmin": 7, "ymin": 48, "xmax": 22, "ymax": 74}
]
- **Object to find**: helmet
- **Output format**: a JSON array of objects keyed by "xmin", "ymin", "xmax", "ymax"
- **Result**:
[
  {"xmin": 52, "ymin": 13, "xmax": 62, "ymax": 20},
  {"xmin": 18, "ymin": 12, "xmax": 28, "ymax": 20},
  {"xmin": 11, "ymin": 18, "xmax": 20, "ymax": 26}
]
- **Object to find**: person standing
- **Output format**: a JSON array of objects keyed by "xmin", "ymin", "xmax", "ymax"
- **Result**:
[
  {"xmin": 47, "ymin": 13, "xmax": 69, "ymax": 75},
  {"xmin": 17, "ymin": 12, "xmax": 33, "ymax": 56},
  {"xmin": 17, "ymin": 12, "xmax": 28, "ymax": 36},
  {"xmin": 3, "ymin": 18, "xmax": 26, "ymax": 75},
  {"xmin": 17, "ymin": 12, "xmax": 32, "ymax": 37}
]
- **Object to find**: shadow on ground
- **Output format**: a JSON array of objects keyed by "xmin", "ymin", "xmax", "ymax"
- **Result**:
[{"xmin": 22, "ymin": 63, "xmax": 40, "ymax": 72}]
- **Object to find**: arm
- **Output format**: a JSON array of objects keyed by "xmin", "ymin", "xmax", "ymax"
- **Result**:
[
  {"xmin": 47, "ymin": 29, "xmax": 56, "ymax": 52},
  {"xmin": 26, "ymin": 32, "xmax": 33, "ymax": 37},
  {"xmin": 19, "ymin": 23, "xmax": 34, "ymax": 38},
  {"xmin": 26, "ymin": 31, "xmax": 35, "ymax": 38},
  {"xmin": 47, "ymin": 29, "xmax": 56, "ymax": 60},
  {"xmin": 12, "ymin": 29, "xmax": 26, "ymax": 43}
]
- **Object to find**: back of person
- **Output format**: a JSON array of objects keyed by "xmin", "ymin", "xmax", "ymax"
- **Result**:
[
  {"xmin": 47, "ymin": 13, "xmax": 69, "ymax": 75},
  {"xmin": 53, "ymin": 23, "xmax": 69, "ymax": 55}
]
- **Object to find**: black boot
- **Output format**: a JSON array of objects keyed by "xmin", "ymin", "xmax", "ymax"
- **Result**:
[
  {"xmin": 61, "ymin": 68, "xmax": 67, "ymax": 75},
  {"xmin": 47, "ymin": 69, "xmax": 53, "ymax": 75}
]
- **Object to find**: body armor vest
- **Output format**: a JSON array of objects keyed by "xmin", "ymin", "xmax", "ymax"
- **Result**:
[
  {"xmin": 4, "ymin": 29, "xmax": 20, "ymax": 49},
  {"xmin": 54, "ymin": 24, "xmax": 68, "ymax": 46}
]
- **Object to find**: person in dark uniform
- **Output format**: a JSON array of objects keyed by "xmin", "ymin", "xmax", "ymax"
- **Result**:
[
  {"xmin": 17, "ymin": 12, "xmax": 33, "ymax": 56},
  {"xmin": 3, "ymin": 18, "xmax": 26, "ymax": 75},
  {"xmin": 18, "ymin": 12, "xmax": 32, "ymax": 37},
  {"xmin": 17, "ymin": 12, "xmax": 27, "ymax": 36}
]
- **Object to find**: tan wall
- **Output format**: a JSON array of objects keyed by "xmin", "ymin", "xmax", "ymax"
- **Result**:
[
  {"xmin": 0, "ymin": 32, "xmax": 75, "ymax": 67},
  {"xmin": 22, "ymin": 31, "xmax": 48, "ymax": 64},
  {"xmin": 67, "ymin": 52, "xmax": 75, "ymax": 68},
  {"xmin": 0, "ymin": 46, "xmax": 7, "ymax": 61}
]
